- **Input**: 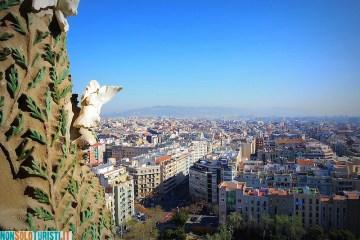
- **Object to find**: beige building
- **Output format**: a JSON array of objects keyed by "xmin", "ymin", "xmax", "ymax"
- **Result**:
[
  {"xmin": 240, "ymin": 139, "xmax": 256, "ymax": 162},
  {"xmin": 219, "ymin": 183, "xmax": 321, "ymax": 227},
  {"xmin": 93, "ymin": 164, "xmax": 135, "ymax": 228},
  {"xmin": 127, "ymin": 163, "xmax": 161, "ymax": 199},
  {"xmin": 190, "ymin": 140, "xmax": 209, "ymax": 164},
  {"xmin": 112, "ymin": 145, "xmax": 154, "ymax": 160}
]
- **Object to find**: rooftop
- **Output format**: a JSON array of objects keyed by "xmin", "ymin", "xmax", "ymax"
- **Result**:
[{"xmin": 219, "ymin": 181, "xmax": 246, "ymax": 190}]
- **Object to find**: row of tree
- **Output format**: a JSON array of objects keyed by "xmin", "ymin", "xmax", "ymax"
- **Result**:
[
  {"xmin": 207, "ymin": 213, "xmax": 358, "ymax": 240},
  {"xmin": 121, "ymin": 206, "xmax": 189, "ymax": 240}
]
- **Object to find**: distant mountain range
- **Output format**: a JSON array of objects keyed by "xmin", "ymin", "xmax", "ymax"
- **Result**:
[{"xmin": 103, "ymin": 106, "xmax": 314, "ymax": 119}]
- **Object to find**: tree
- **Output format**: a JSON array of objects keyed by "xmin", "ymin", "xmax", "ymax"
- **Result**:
[
  {"xmin": 173, "ymin": 210, "xmax": 189, "ymax": 227},
  {"xmin": 124, "ymin": 219, "xmax": 159, "ymax": 240},
  {"xmin": 328, "ymin": 229, "xmax": 356, "ymax": 240},
  {"xmin": 206, "ymin": 225, "xmax": 232, "ymax": 240},
  {"xmin": 160, "ymin": 228, "xmax": 186, "ymax": 240},
  {"xmin": 227, "ymin": 212, "xmax": 243, "ymax": 236},
  {"xmin": 302, "ymin": 225, "xmax": 324, "ymax": 240},
  {"xmin": 147, "ymin": 205, "xmax": 166, "ymax": 223},
  {"xmin": 273, "ymin": 215, "xmax": 304, "ymax": 240}
]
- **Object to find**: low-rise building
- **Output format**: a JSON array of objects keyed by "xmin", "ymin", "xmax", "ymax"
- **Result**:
[{"xmin": 112, "ymin": 145, "xmax": 154, "ymax": 160}]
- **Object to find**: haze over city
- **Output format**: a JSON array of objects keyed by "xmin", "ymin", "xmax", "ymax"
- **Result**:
[
  {"xmin": 67, "ymin": 1, "xmax": 360, "ymax": 116},
  {"xmin": 2, "ymin": 1, "xmax": 360, "ymax": 239}
]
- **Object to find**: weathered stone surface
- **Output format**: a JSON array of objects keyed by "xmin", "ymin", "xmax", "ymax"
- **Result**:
[
  {"xmin": 55, "ymin": 10, "xmax": 68, "ymax": 32},
  {"xmin": 0, "ymin": 1, "xmax": 113, "ymax": 239},
  {"xmin": 32, "ymin": 0, "xmax": 79, "ymax": 32},
  {"xmin": 74, "ymin": 80, "xmax": 122, "ymax": 129},
  {"xmin": 57, "ymin": 0, "xmax": 79, "ymax": 16},
  {"xmin": 32, "ymin": 0, "xmax": 58, "ymax": 11},
  {"xmin": 73, "ymin": 80, "xmax": 121, "ymax": 146}
]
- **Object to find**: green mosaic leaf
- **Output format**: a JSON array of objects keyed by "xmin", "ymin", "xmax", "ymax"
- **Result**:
[
  {"xmin": 33, "ymin": 188, "xmax": 50, "ymax": 204},
  {"xmin": 60, "ymin": 109, "xmax": 67, "ymax": 136},
  {"xmin": 45, "ymin": 88, "xmax": 52, "ymax": 119},
  {"xmin": 28, "ymin": 67, "xmax": 45, "ymax": 89},
  {"xmin": 16, "ymin": 139, "xmax": 34, "ymax": 161},
  {"xmin": 33, "ymin": 30, "xmax": 49, "ymax": 45},
  {"xmin": 53, "ymin": 85, "xmax": 72, "ymax": 103},
  {"xmin": 29, "ymin": 129, "xmax": 46, "ymax": 145},
  {"xmin": 26, "ymin": 96, "xmax": 45, "ymax": 122},
  {"xmin": 0, "ymin": 111, "xmax": 3, "ymax": 126},
  {"xmin": 0, "ymin": 0, "xmax": 20, "ymax": 10},
  {"xmin": 67, "ymin": 179, "xmax": 79, "ymax": 200},
  {"xmin": 5, "ymin": 64, "xmax": 19, "ymax": 98},
  {"xmin": 21, "ymin": 159, "xmax": 47, "ymax": 179},
  {"xmin": 11, "ymin": 48, "xmax": 27, "ymax": 70},
  {"xmin": 0, "ymin": 47, "xmax": 11, "ymax": 61},
  {"xmin": 26, "ymin": 213, "xmax": 36, "ymax": 231},
  {"xmin": 33, "ymin": 208, "xmax": 53, "ymax": 221},
  {"xmin": 0, "ymin": 32, "xmax": 14, "ymax": 41},
  {"xmin": 42, "ymin": 44, "xmax": 56, "ymax": 66},
  {"xmin": 0, "ymin": 96, "xmax": 4, "ymax": 108},
  {"xmin": 6, "ymin": 113, "xmax": 23, "ymax": 140},
  {"xmin": 69, "ymin": 223, "xmax": 76, "ymax": 235},
  {"xmin": 31, "ymin": 53, "xmax": 40, "ymax": 67},
  {"xmin": 8, "ymin": 13, "xmax": 26, "ymax": 35},
  {"xmin": 59, "ymin": 68, "xmax": 70, "ymax": 83}
]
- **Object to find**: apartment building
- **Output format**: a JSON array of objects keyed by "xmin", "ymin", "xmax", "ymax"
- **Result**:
[
  {"xmin": 189, "ymin": 160, "xmax": 221, "ymax": 203},
  {"xmin": 189, "ymin": 140, "xmax": 209, "ymax": 164},
  {"xmin": 92, "ymin": 164, "xmax": 135, "ymax": 228},
  {"xmin": 240, "ymin": 139, "xmax": 256, "ymax": 162},
  {"xmin": 124, "ymin": 147, "xmax": 192, "ymax": 199},
  {"xmin": 218, "ymin": 181, "xmax": 246, "ymax": 224},
  {"xmin": 268, "ymin": 188, "xmax": 294, "ymax": 216},
  {"xmin": 189, "ymin": 154, "xmax": 237, "ymax": 204},
  {"xmin": 293, "ymin": 187, "xmax": 321, "ymax": 227},
  {"xmin": 126, "ymin": 162, "xmax": 161, "ymax": 200},
  {"xmin": 113, "ymin": 182, "xmax": 135, "ymax": 227},
  {"xmin": 112, "ymin": 145, "xmax": 154, "ymax": 160},
  {"xmin": 219, "ymin": 183, "xmax": 321, "ymax": 228},
  {"xmin": 305, "ymin": 141, "xmax": 334, "ymax": 160}
]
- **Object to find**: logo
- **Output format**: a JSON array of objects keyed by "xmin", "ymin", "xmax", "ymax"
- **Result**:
[{"xmin": 0, "ymin": 231, "xmax": 72, "ymax": 240}]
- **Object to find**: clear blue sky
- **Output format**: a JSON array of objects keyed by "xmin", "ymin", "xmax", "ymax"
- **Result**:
[{"xmin": 67, "ymin": 0, "xmax": 360, "ymax": 116}]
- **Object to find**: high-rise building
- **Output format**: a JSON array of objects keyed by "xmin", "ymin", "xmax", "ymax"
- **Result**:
[{"xmin": 189, "ymin": 156, "xmax": 237, "ymax": 203}]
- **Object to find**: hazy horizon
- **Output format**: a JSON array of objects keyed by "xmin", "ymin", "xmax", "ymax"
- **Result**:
[
  {"xmin": 101, "ymin": 105, "xmax": 360, "ymax": 118},
  {"xmin": 68, "ymin": 1, "xmax": 360, "ymax": 116}
]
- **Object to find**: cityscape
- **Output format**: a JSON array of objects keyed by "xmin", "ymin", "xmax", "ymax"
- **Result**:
[
  {"xmin": 88, "ymin": 116, "xmax": 360, "ymax": 239},
  {"xmin": 1, "ymin": 1, "xmax": 360, "ymax": 240}
]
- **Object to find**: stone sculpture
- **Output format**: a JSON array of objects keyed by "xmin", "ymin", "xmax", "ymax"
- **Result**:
[
  {"xmin": 32, "ymin": 0, "xmax": 79, "ymax": 32},
  {"xmin": 0, "ymin": 0, "xmax": 113, "ymax": 239},
  {"xmin": 73, "ymin": 80, "xmax": 121, "ymax": 145}
]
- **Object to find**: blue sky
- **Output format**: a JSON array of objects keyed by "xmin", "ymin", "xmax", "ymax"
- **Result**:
[{"xmin": 67, "ymin": 0, "xmax": 360, "ymax": 116}]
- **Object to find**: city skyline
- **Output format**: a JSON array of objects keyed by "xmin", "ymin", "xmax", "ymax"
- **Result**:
[{"xmin": 68, "ymin": 1, "xmax": 360, "ymax": 116}]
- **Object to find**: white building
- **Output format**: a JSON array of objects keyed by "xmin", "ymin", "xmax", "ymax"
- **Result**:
[{"xmin": 93, "ymin": 164, "xmax": 135, "ymax": 228}]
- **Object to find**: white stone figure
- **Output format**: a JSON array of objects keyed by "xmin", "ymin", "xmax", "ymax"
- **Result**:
[
  {"xmin": 73, "ymin": 80, "xmax": 122, "ymax": 145},
  {"xmin": 32, "ymin": 0, "xmax": 79, "ymax": 32}
]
